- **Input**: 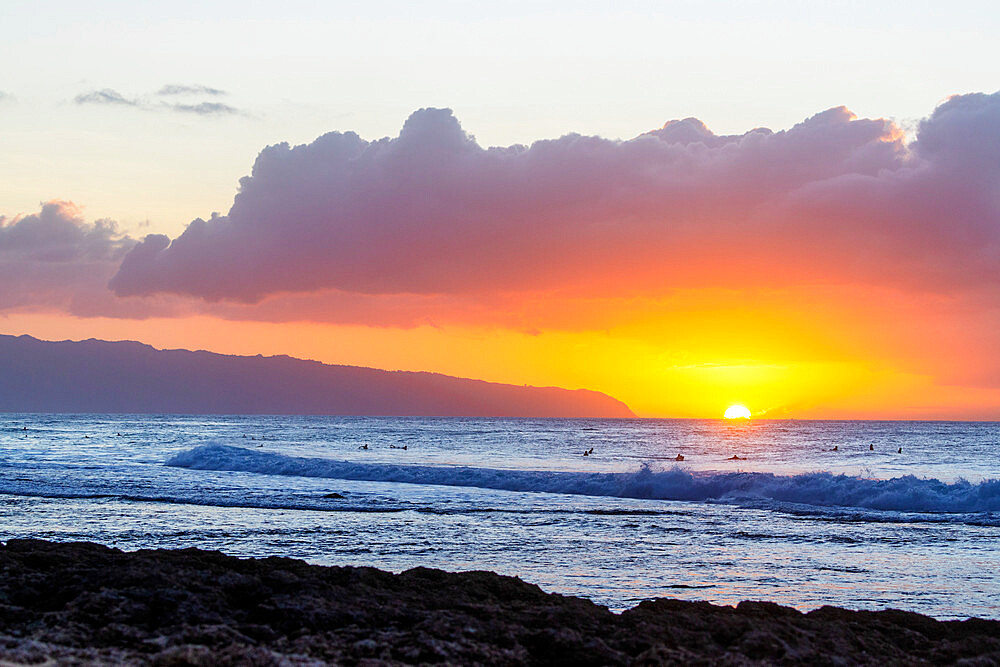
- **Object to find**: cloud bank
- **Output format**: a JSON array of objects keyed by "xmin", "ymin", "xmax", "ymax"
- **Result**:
[{"xmin": 108, "ymin": 93, "xmax": 1000, "ymax": 303}]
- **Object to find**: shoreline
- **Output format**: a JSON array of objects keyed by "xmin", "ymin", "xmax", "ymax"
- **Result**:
[{"xmin": 2, "ymin": 540, "xmax": 999, "ymax": 664}]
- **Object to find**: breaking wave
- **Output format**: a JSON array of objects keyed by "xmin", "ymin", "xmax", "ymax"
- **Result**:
[{"xmin": 167, "ymin": 444, "xmax": 1000, "ymax": 515}]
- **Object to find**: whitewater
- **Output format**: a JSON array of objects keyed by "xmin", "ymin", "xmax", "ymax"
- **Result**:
[{"xmin": 2, "ymin": 414, "xmax": 1000, "ymax": 619}]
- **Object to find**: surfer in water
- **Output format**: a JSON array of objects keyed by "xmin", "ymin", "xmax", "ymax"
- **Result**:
[{"xmin": 675, "ymin": 454, "xmax": 685, "ymax": 462}]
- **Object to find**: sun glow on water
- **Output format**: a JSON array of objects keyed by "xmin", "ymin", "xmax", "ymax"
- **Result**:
[{"xmin": 724, "ymin": 404, "xmax": 752, "ymax": 419}]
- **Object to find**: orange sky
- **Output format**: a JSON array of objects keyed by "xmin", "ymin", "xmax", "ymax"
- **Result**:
[{"xmin": 6, "ymin": 280, "xmax": 1000, "ymax": 419}]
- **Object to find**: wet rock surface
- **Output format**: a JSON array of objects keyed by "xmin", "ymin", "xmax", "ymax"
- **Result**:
[{"xmin": 1, "ymin": 539, "xmax": 998, "ymax": 665}]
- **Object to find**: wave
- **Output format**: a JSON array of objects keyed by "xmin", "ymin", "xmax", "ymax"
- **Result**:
[
  {"xmin": 0, "ymin": 484, "xmax": 416, "ymax": 515},
  {"xmin": 167, "ymin": 444, "xmax": 1000, "ymax": 515}
]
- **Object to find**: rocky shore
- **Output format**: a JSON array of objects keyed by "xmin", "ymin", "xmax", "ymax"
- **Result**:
[{"xmin": 1, "ymin": 540, "xmax": 998, "ymax": 665}]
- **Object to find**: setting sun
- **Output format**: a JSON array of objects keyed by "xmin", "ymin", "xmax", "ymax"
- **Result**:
[{"xmin": 724, "ymin": 404, "xmax": 752, "ymax": 419}]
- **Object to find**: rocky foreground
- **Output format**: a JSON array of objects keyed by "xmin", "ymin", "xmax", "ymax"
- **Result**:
[{"xmin": 1, "ymin": 540, "xmax": 998, "ymax": 665}]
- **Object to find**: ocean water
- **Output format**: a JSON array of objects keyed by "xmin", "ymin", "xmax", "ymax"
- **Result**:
[{"xmin": 2, "ymin": 415, "xmax": 999, "ymax": 619}]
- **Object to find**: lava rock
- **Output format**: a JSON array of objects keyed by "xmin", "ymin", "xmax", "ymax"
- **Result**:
[{"xmin": 1, "ymin": 540, "xmax": 998, "ymax": 665}]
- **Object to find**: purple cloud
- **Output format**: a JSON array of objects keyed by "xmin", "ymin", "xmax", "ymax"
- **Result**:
[
  {"xmin": 112, "ymin": 99, "xmax": 961, "ymax": 301},
  {"xmin": 112, "ymin": 95, "xmax": 1000, "ymax": 303},
  {"xmin": 0, "ymin": 202, "xmax": 135, "ymax": 314}
]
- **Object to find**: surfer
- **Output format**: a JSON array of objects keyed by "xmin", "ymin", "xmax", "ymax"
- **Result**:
[
  {"xmin": 831, "ymin": 446, "xmax": 838, "ymax": 451},
  {"xmin": 898, "ymin": 447, "xmax": 902, "ymax": 454},
  {"xmin": 728, "ymin": 455, "xmax": 745, "ymax": 461},
  {"xmin": 675, "ymin": 454, "xmax": 685, "ymax": 462},
  {"xmin": 869, "ymin": 443, "xmax": 874, "ymax": 451}
]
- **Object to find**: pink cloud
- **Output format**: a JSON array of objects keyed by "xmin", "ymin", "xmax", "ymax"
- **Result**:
[
  {"xmin": 0, "ymin": 201, "xmax": 137, "ymax": 315},
  {"xmin": 108, "ymin": 100, "xmax": 925, "ymax": 300}
]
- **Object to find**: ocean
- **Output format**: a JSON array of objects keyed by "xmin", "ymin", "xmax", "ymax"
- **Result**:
[{"xmin": 2, "ymin": 415, "xmax": 999, "ymax": 620}]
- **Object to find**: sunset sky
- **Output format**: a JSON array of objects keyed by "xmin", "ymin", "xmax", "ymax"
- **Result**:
[{"xmin": 3, "ymin": 0, "xmax": 1000, "ymax": 418}]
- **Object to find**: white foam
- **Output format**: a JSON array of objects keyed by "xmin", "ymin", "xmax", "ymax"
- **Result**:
[{"xmin": 167, "ymin": 444, "xmax": 1000, "ymax": 515}]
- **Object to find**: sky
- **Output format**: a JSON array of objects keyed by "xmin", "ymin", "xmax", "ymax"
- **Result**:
[{"xmin": 2, "ymin": 0, "xmax": 1000, "ymax": 418}]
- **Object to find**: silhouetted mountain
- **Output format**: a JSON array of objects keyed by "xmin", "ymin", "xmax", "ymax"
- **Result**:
[{"xmin": 0, "ymin": 335, "xmax": 634, "ymax": 417}]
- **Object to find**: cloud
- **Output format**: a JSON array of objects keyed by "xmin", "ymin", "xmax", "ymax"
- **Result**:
[
  {"xmin": 0, "ymin": 91, "xmax": 13, "ymax": 103},
  {"xmin": 0, "ymin": 201, "xmax": 138, "ymax": 315},
  {"xmin": 167, "ymin": 101, "xmax": 240, "ymax": 116},
  {"xmin": 74, "ymin": 89, "xmax": 138, "ymax": 106},
  {"xmin": 157, "ymin": 84, "xmax": 226, "ymax": 96},
  {"xmin": 73, "ymin": 86, "xmax": 242, "ymax": 116},
  {"xmin": 110, "ymin": 94, "xmax": 1000, "ymax": 305}
]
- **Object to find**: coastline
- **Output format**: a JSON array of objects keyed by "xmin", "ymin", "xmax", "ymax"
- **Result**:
[{"xmin": 1, "ymin": 540, "xmax": 998, "ymax": 665}]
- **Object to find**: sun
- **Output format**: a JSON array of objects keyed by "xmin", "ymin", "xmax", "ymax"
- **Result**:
[{"xmin": 724, "ymin": 405, "xmax": 752, "ymax": 419}]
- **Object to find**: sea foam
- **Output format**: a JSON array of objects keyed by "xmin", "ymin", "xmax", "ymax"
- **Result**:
[{"xmin": 167, "ymin": 444, "xmax": 1000, "ymax": 515}]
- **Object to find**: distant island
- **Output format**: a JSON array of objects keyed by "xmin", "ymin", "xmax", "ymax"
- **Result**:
[{"xmin": 0, "ymin": 334, "xmax": 633, "ymax": 417}]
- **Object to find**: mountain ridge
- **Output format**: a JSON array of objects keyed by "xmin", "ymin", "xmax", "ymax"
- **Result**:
[{"xmin": 0, "ymin": 334, "xmax": 634, "ymax": 417}]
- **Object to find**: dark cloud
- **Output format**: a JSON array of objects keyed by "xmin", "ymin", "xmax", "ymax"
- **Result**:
[
  {"xmin": 109, "ymin": 94, "xmax": 1000, "ymax": 304},
  {"xmin": 167, "ymin": 102, "xmax": 240, "ymax": 116},
  {"xmin": 74, "ymin": 89, "xmax": 138, "ymax": 106},
  {"xmin": 157, "ymin": 84, "xmax": 226, "ymax": 96}
]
